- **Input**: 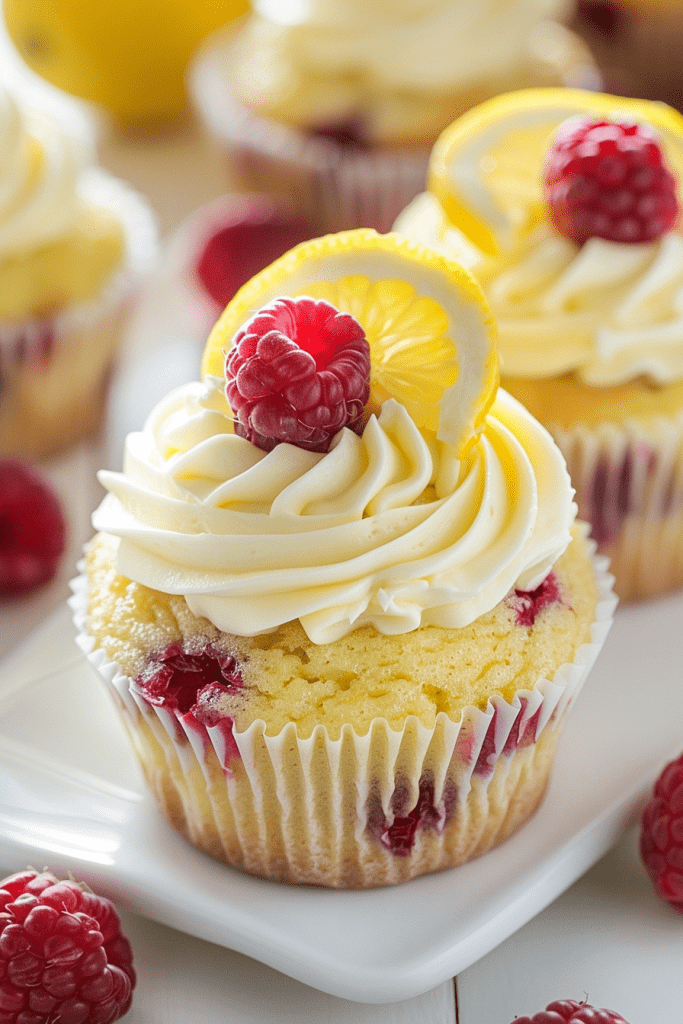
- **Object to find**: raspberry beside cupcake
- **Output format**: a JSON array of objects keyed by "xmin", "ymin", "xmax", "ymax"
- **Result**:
[{"xmin": 72, "ymin": 230, "xmax": 615, "ymax": 887}]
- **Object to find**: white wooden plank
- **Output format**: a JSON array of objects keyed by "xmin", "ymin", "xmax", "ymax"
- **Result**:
[
  {"xmin": 117, "ymin": 908, "xmax": 456, "ymax": 1024},
  {"xmin": 458, "ymin": 827, "xmax": 682, "ymax": 1024}
]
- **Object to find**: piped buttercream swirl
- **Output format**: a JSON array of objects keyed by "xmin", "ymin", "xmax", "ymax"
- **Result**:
[
  {"xmin": 0, "ymin": 86, "xmax": 87, "ymax": 259},
  {"xmin": 396, "ymin": 192, "xmax": 683, "ymax": 386},
  {"xmin": 93, "ymin": 374, "xmax": 575, "ymax": 644}
]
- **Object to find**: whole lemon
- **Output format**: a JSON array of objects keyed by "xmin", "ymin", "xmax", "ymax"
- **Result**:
[{"xmin": 3, "ymin": 0, "xmax": 249, "ymax": 126}]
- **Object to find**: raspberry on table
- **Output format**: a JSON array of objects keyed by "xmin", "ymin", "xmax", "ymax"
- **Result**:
[
  {"xmin": 0, "ymin": 461, "xmax": 67, "ymax": 598},
  {"xmin": 544, "ymin": 116, "xmax": 680, "ymax": 245},
  {"xmin": 0, "ymin": 869, "xmax": 135, "ymax": 1024},
  {"xmin": 196, "ymin": 196, "xmax": 312, "ymax": 308},
  {"xmin": 511, "ymin": 999, "xmax": 631, "ymax": 1023},
  {"xmin": 640, "ymin": 749, "xmax": 683, "ymax": 912},
  {"xmin": 225, "ymin": 295, "xmax": 371, "ymax": 452}
]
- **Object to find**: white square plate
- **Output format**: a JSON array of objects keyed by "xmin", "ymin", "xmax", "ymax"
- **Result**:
[{"xmin": 1, "ymin": 595, "xmax": 681, "ymax": 1004}]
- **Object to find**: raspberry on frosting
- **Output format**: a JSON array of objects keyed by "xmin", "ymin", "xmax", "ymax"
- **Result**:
[
  {"xmin": 544, "ymin": 115, "xmax": 680, "ymax": 245},
  {"xmin": 225, "ymin": 295, "xmax": 371, "ymax": 452}
]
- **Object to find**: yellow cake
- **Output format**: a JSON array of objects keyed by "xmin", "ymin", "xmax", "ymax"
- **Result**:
[
  {"xmin": 72, "ymin": 230, "xmax": 615, "ymax": 887},
  {"xmin": 0, "ymin": 84, "xmax": 157, "ymax": 458},
  {"xmin": 395, "ymin": 88, "xmax": 683, "ymax": 601}
]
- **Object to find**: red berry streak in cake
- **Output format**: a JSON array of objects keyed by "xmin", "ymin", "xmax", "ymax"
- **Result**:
[
  {"xmin": 587, "ymin": 442, "xmax": 657, "ymax": 545},
  {"xmin": 0, "ymin": 460, "xmax": 67, "ymax": 598},
  {"xmin": 640, "ymin": 750, "xmax": 683, "ymax": 912},
  {"xmin": 506, "ymin": 571, "xmax": 561, "ymax": 628},
  {"xmin": 544, "ymin": 116, "xmax": 680, "ymax": 245},
  {"xmin": 0, "ymin": 868, "xmax": 135, "ymax": 1024},
  {"xmin": 512, "ymin": 1000, "xmax": 631, "ymax": 1023},
  {"xmin": 368, "ymin": 780, "xmax": 443, "ymax": 856},
  {"xmin": 196, "ymin": 196, "xmax": 312, "ymax": 308},
  {"xmin": 309, "ymin": 115, "xmax": 370, "ymax": 150},
  {"xmin": 135, "ymin": 644, "xmax": 243, "ymax": 765},
  {"xmin": 225, "ymin": 295, "xmax": 371, "ymax": 453}
]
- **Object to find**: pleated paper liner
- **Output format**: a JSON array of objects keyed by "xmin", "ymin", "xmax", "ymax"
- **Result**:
[
  {"xmin": 70, "ymin": 526, "xmax": 615, "ymax": 888},
  {"xmin": 0, "ymin": 171, "xmax": 157, "ymax": 457},
  {"xmin": 552, "ymin": 413, "xmax": 683, "ymax": 602}
]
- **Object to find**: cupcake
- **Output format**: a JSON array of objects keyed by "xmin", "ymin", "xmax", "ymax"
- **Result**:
[
  {"xmin": 395, "ymin": 88, "xmax": 683, "ymax": 602},
  {"xmin": 573, "ymin": 0, "xmax": 683, "ymax": 110},
  {"xmin": 189, "ymin": 0, "xmax": 599, "ymax": 234},
  {"xmin": 0, "ymin": 84, "xmax": 157, "ymax": 459},
  {"xmin": 71, "ymin": 229, "xmax": 615, "ymax": 888}
]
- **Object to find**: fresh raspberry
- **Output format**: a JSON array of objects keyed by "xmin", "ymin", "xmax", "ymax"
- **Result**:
[
  {"xmin": 511, "ymin": 999, "xmax": 631, "ymax": 1023},
  {"xmin": 225, "ymin": 296, "xmax": 371, "ymax": 453},
  {"xmin": 640, "ymin": 750, "xmax": 683, "ymax": 911},
  {"xmin": 544, "ymin": 116, "xmax": 680, "ymax": 245},
  {"xmin": 0, "ymin": 461, "xmax": 67, "ymax": 598},
  {"xmin": 196, "ymin": 196, "xmax": 312, "ymax": 308},
  {"xmin": 0, "ymin": 869, "xmax": 135, "ymax": 1024}
]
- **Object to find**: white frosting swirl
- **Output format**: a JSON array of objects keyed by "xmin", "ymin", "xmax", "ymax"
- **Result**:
[
  {"xmin": 0, "ymin": 86, "xmax": 86, "ymax": 258},
  {"xmin": 396, "ymin": 192, "xmax": 683, "ymax": 385},
  {"xmin": 93, "ymin": 375, "xmax": 575, "ymax": 644},
  {"xmin": 248, "ymin": 0, "xmax": 571, "ymax": 93}
]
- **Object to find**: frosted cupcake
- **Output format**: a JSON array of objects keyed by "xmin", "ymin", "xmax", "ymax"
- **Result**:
[
  {"xmin": 573, "ymin": 0, "xmax": 683, "ymax": 109},
  {"xmin": 0, "ymin": 85, "xmax": 157, "ymax": 458},
  {"xmin": 396, "ymin": 88, "xmax": 683, "ymax": 601},
  {"xmin": 72, "ymin": 230, "xmax": 614, "ymax": 888},
  {"xmin": 189, "ymin": 0, "xmax": 598, "ymax": 234}
]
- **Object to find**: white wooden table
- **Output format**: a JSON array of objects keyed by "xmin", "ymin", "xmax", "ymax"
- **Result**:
[{"xmin": 1, "ymin": 46, "xmax": 682, "ymax": 1024}]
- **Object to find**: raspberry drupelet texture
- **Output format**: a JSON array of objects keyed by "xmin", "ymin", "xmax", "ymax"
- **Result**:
[
  {"xmin": 512, "ymin": 999, "xmax": 631, "ymax": 1023},
  {"xmin": 544, "ymin": 116, "xmax": 680, "ymax": 245},
  {"xmin": 0, "ymin": 869, "xmax": 135, "ymax": 1024},
  {"xmin": 0, "ymin": 461, "xmax": 66, "ymax": 598},
  {"xmin": 225, "ymin": 296, "xmax": 371, "ymax": 452},
  {"xmin": 640, "ymin": 750, "xmax": 683, "ymax": 912}
]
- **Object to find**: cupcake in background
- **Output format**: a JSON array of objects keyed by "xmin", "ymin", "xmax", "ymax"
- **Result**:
[
  {"xmin": 573, "ymin": 1, "xmax": 683, "ymax": 111},
  {"xmin": 71, "ymin": 229, "xmax": 614, "ymax": 888},
  {"xmin": 189, "ymin": 0, "xmax": 599, "ymax": 234},
  {"xmin": 0, "ymin": 83, "xmax": 157, "ymax": 458},
  {"xmin": 395, "ymin": 88, "xmax": 683, "ymax": 601}
]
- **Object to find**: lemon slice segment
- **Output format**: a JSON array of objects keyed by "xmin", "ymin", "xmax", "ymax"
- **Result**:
[
  {"xmin": 202, "ymin": 229, "xmax": 498, "ymax": 455},
  {"xmin": 430, "ymin": 87, "xmax": 683, "ymax": 257}
]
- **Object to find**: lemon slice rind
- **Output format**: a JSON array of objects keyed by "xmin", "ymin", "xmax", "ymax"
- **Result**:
[
  {"xmin": 430, "ymin": 87, "xmax": 683, "ymax": 257},
  {"xmin": 202, "ymin": 229, "xmax": 498, "ymax": 456}
]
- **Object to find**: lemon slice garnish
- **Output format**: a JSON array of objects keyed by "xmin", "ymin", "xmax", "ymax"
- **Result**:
[
  {"xmin": 429, "ymin": 87, "xmax": 683, "ymax": 257},
  {"xmin": 202, "ymin": 229, "xmax": 498, "ymax": 456}
]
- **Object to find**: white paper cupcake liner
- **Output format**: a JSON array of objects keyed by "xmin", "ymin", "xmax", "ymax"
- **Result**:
[
  {"xmin": 0, "ymin": 173, "xmax": 158, "ymax": 456},
  {"xmin": 0, "ymin": 170, "xmax": 158, "ymax": 374},
  {"xmin": 552, "ymin": 413, "xmax": 683, "ymax": 601},
  {"xmin": 69, "ymin": 528, "xmax": 616, "ymax": 888},
  {"xmin": 189, "ymin": 33, "xmax": 429, "ymax": 234}
]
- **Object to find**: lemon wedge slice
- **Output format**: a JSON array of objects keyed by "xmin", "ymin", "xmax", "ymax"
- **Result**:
[
  {"xmin": 429, "ymin": 87, "xmax": 683, "ymax": 257},
  {"xmin": 202, "ymin": 229, "xmax": 498, "ymax": 456}
]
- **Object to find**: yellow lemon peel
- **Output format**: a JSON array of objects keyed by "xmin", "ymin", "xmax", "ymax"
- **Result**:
[
  {"xmin": 201, "ymin": 229, "xmax": 498, "ymax": 456},
  {"xmin": 429, "ymin": 87, "xmax": 683, "ymax": 257}
]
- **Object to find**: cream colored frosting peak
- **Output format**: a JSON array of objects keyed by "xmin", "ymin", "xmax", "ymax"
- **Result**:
[
  {"xmin": 0, "ymin": 85, "xmax": 87, "ymax": 258},
  {"xmin": 395, "ymin": 192, "xmax": 683, "ymax": 386},
  {"xmin": 94, "ymin": 374, "xmax": 575, "ymax": 644},
  {"xmin": 249, "ymin": 0, "xmax": 570, "ymax": 91}
]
